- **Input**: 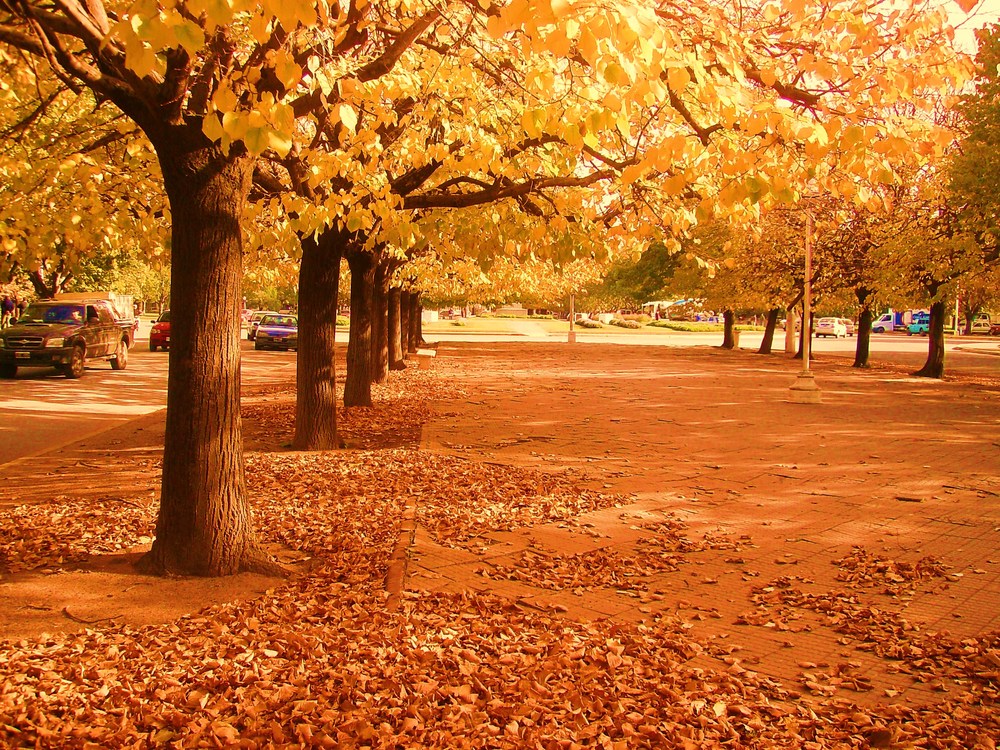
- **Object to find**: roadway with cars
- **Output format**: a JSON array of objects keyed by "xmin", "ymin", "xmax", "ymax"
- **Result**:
[
  {"xmin": 1, "ymin": 322, "xmax": 997, "ymax": 468},
  {"xmin": 0, "ymin": 321, "xmax": 295, "ymax": 466}
]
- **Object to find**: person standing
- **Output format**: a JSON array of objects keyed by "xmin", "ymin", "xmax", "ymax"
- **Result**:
[{"xmin": 1, "ymin": 294, "xmax": 14, "ymax": 328}]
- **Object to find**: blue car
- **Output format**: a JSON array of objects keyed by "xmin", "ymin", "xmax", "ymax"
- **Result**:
[
  {"xmin": 253, "ymin": 314, "xmax": 298, "ymax": 351},
  {"xmin": 907, "ymin": 313, "xmax": 930, "ymax": 335}
]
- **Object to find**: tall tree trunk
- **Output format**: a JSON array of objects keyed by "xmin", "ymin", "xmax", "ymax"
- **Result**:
[
  {"xmin": 914, "ymin": 300, "xmax": 947, "ymax": 378},
  {"xmin": 411, "ymin": 293, "xmax": 424, "ymax": 349},
  {"xmin": 399, "ymin": 290, "xmax": 411, "ymax": 357},
  {"xmin": 371, "ymin": 260, "xmax": 390, "ymax": 384},
  {"xmin": 757, "ymin": 308, "xmax": 780, "ymax": 354},
  {"xmin": 389, "ymin": 286, "xmax": 406, "ymax": 370},
  {"xmin": 853, "ymin": 300, "xmax": 874, "ymax": 369},
  {"xmin": 345, "ymin": 247, "xmax": 377, "ymax": 407},
  {"xmin": 294, "ymin": 228, "xmax": 345, "ymax": 450},
  {"xmin": 721, "ymin": 309, "xmax": 736, "ymax": 349},
  {"xmin": 139, "ymin": 137, "xmax": 268, "ymax": 577}
]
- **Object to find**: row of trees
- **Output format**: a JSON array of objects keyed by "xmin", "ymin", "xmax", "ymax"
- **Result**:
[{"xmin": 0, "ymin": 0, "xmax": 979, "ymax": 576}]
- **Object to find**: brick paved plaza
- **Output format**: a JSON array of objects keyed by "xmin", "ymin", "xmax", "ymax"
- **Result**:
[{"xmin": 411, "ymin": 342, "xmax": 1000, "ymax": 706}]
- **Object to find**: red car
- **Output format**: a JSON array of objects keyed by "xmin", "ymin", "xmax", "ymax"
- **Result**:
[{"xmin": 149, "ymin": 310, "xmax": 171, "ymax": 351}]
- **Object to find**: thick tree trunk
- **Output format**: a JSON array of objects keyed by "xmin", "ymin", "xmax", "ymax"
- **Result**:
[
  {"xmin": 398, "ymin": 290, "xmax": 411, "ymax": 357},
  {"xmin": 721, "ymin": 309, "xmax": 736, "ymax": 349},
  {"xmin": 757, "ymin": 308, "xmax": 780, "ymax": 354},
  {"xmin": 345, "ymin": 248, "xmax": 377, "ymax": 407},
  {"xmin": 294, "ymin": 228, "xmax": 345, "ymax": 450},
  {"xmin": 139, "ymin": 138, "xmax": 268, "ymax": 577},
  {"xmin": 371, "ymin": 260, "xmax": 390, "ymax": 384},
  {"xmin": 914, "ymin": 300, "xmax": 947, "ymax": 378},
  {"xmin": 389, "ymin": 287, "xmax": 407, "ymax": 370},
  {"xmin": 853, "ymin": 306, "xmax": 874, "ymax": 369},
  {"xmin": 411, "ymin": 294, "xmax": 425, "ymax": 349}
]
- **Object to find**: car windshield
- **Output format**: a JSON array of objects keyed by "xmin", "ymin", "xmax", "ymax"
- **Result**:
[
  {"xmin": 17, "ymin": 303, "xmax": 85, "ymax": 325},
  {"xmin": 157, "ymin": 311, "xmax": 170, "ymax": 322},
  {"xmin": 261, "ymin": 315, "xmax": 296, "ymax": 327}
]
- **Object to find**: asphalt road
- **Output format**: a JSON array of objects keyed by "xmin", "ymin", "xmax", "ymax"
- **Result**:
[
  {"xmin": 0, "ymin": 330, "xmax": 296, "ymax": 467},
  {"xmin": 1, "ymin": 324, "xmax": 996, "ymax": 467}
]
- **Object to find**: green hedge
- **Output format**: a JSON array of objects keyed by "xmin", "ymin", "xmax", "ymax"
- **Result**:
[
  {"xmin": 576, "ymin": 318, "xmax": 603, "ymax": 329},
  {"xmin": 610, "ymin": 318, "xmax": 643, "ymax": 329}
]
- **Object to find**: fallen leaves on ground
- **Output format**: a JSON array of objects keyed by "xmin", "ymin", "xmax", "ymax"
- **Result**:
[
  {"xmin": 738, "ymin": 575, "xmax": 1000, "ymax": 700},
  {"xmin": 833, "ymin": 547, "xmax": 949, "ymax": 594},
  {"xmin": 481, "ymin": 516, "xmax": 751, "ymax": 594},
  {"xmin": 2, "ymin": 451, "xmax": 998, "ymax": 748},
  {"xmin": 0, "ymin": 498, "xmax": 155, "ymax": 574},
  {"xmin": 2, "ymin": 360, "xmax": 998, "ymax": 747}
]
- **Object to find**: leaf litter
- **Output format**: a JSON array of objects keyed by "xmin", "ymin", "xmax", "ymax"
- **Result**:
[{"xmin": 1, "ymin": 363, "xmax": 998, "ymax": 747}]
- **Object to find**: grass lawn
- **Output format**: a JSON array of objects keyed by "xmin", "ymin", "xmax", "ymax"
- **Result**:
[{"xmin": 421, "ymin": 317, "xmax": 761, "ymax": 335}]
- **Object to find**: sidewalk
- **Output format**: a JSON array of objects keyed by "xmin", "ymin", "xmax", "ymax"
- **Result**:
[{"xmin": 411, "ymin": 343, "xmax": 1000, "ymax": 707}]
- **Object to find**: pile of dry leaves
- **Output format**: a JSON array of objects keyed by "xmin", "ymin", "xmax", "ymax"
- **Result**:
[
  {"xmin": 480, "ymin": 516, "xmax": 751, "ymax": 594},
  {"xmin": 1, "ymin": 362, "xmax": 998, "ymax": 748}
]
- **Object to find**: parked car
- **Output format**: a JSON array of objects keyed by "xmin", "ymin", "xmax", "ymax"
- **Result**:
[
  {"xmin": 989, "ymin": 322, "xmax": 1000, "ymax": 336},
  {"xmin": 149, "ymin": 310, "xmax": 171, "ymax": 351},
  {"xmin": 0, "ymin": 299, "xmax": 132, "ymax": 378},
  {"xmin": 247, "ymin": 310, "xmax": 278, "ymax": 340},
  {"xmin": 253, "ymin": 314, "xmax": 298, "ymax": 351},
  {"xmin": 815, "ymin": 317, "xmax": 847, "ymax": 338},
  {"xmin": 839, "ymin": 318, "xmax": 856, "ymax": 336},
  {"xmin": 907, "ymin": 312, "xmax": 930, "ymax": 335},
  {"xmin": 964, "ymin": 313, "xmax": 992, "ymax": 334}
]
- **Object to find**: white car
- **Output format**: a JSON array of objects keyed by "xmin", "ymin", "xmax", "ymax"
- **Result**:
[{"xmin": 815, "ymin": 317, "xmax": 847, "ymax": 338}]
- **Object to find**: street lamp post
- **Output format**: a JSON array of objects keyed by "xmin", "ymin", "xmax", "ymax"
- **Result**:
[{"xmin": 790, "ymin": 211, "xmax": 821, "ymax": 403}]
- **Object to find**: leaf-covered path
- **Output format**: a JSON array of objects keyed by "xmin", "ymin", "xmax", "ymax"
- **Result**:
[{"xmin": 1, "ymin": 343, "xmax": 998, "ymax": 747}]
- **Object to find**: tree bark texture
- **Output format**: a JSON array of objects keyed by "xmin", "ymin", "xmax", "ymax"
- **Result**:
[
  {"xmin": 854, "ymin": 306, "xmax": 874, "ymax": 369},
  {"xmin": 388, "ymin": 287, "xmax": 407, "ymax": 370},
  {"xmin": 371, "ymin": 260, "xmax": 390, "ymax": 384},
  {"xmin": 140, "ymin": 135, "xmax": 264, "ymax": 577},
  {"xmin": 398, "ymin": 290, "xmax": 411, "ymax": 357},
  {"xmin": 411, "ymin": 293, "xmax": 424, "ymax": 349},
  {"xmin": 294, "ymin": 228, "xmax": 345, "ymax": 450},
  {"xmin": 721, "ymin": 310, "xmax": 736, "ymax": 349},
  {"xmin": 914, "ymin": 300, "xmax": 947, "ymax": 378},
  {"xmin": 345, "ymin": 247, "xmax": 377, "ymax": 407},
  {"xmin": 757, "ymin": 308, "xmax": 780, "ymax": 354}
]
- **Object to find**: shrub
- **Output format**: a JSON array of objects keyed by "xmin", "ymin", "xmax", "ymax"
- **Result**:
[
  {"xmin": 529, "ymin": 314, "xmax": 554, "ymax": 319},
  {"xmin": 336, "ymin": 315, "xmax": 349, "ymax": 326},
  {"xmin": 576, "ymin": 318, "xmax": 602, "ymax": 329},
  {"xmin": 450, "ymin": 319, "xmax": 467, "ymax": 326},
  {"xmin": 610, "ymin": 318, "xmax": 643, "ymax": 329},
  {"xmin": 648, "ymin": 320, "xmax": 723, "ymax": 332},
  {"xmin": 621, "ymin": 313, "xmax": 651, "ymax": 324}
]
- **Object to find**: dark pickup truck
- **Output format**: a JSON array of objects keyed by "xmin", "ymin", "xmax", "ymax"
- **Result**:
[{"xmin": 0, "ymin": 299, "xmax": 134, "ymax": 378}]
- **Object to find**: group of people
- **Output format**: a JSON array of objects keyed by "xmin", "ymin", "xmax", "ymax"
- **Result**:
[{"xmin": 1, "ymin": 294, "xmax": 28, "ymax": 328}]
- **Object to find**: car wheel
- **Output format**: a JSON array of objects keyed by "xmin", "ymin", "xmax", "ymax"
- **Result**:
[
  {"xmin": 111, "ymin": 338, "xmax": 129, "ymax": 370},
  {"xmin": 254, "ymin": 341, "xmax": 263, "ymax": 350},
  {"xmin": 150, "ymin": 342, "xmax": 158, "ymax": 352},
  {"xmin": 0, "ymin": 363, "xmax": 16, "ymax": 379},
  {"xmin": 65, "ymin": 344, "xmax": 86, "ymax": 378}
]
